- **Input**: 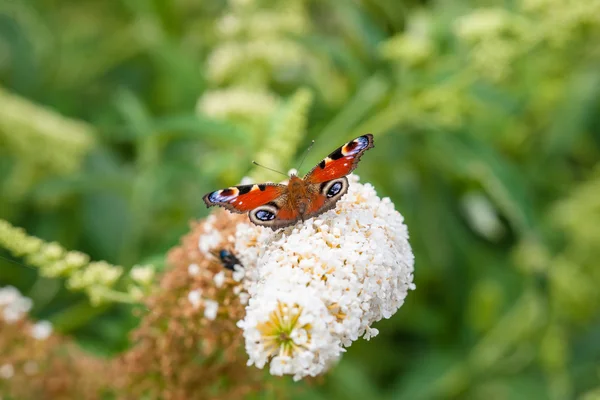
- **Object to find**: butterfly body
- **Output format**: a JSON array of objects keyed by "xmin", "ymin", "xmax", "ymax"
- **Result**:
[
  {"xmin": 203, "ymin": 134, "xmax": 374, "ymax": 230},
  {"xmin": 284, "ymin": 175, "xmax": 315, "ymax": 219}
]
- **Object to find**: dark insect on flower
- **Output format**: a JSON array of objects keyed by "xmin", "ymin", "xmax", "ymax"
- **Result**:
[{"xmin": 215, "ymin": 249, "xmax": 243, "ymax": 271}]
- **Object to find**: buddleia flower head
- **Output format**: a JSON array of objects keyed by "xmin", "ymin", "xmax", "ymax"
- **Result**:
[{"xmin": 234, "ymin": 174, "xmax": 415, "ymax": 380}]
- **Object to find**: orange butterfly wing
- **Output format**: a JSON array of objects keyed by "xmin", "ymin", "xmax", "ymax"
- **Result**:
[
  {"xmin": 202, "ymin": 183, "xmax": 285, "ymax": 213},
  {"xmin": 303, "ymin": 193, "xmax": 327, "ymax": 217},
  {"xmin": 304, "ymin": 134, "xmax": 374, "ymax": 184},
  {"xmin": 273, "ymin": 206, "xmax": 300, "ymax": 220}
]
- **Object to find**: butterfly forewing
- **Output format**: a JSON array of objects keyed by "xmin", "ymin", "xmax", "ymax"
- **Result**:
[
  {"xmin": 304, "ymin": 134, "xmax": 374, "ymax": 184},
  {"xmin": 202, "ymin": 183, "xmax": 285, "ymax": 213}
]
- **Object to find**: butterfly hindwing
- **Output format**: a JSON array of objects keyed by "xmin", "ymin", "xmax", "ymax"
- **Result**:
[
  {"xmin": 304, "ymin": 134, "xmax": 374, "ymax": 184},
  {"xmin": 304, "ymin": 177, "xmax": 349, "ymax": 219},
  {"xmin": 248, "ymin": 198, "xmax": 302, "ymax": 229},
  {"xmin": 202, "ymin": 183, "xmax": 285, "ymax": 213},
  {"xmin": 249, "ymin": 177, "xmax": 350, "ymax": 229}
]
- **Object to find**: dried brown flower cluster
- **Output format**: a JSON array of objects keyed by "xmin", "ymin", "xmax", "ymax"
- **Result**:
[
  {"xmin": 0, "ymin": 313, "xmax": 110, "ymax": 399},
  {"xmin": 118, "ymin": 210, "xmax": 267, "ymax": 400},
  {"xmin": 1, "ymin": 210, "xmax": 292, "ymax": 399}
]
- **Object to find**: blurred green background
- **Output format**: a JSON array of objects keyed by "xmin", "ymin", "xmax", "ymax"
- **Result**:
[{"xmin": 1, "ymin": 0, "xmax": 600, "ymax": 399}]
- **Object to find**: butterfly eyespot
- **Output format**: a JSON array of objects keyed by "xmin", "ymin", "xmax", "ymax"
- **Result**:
[
  {"xmin": 255, "ymin": 209, "xmax": 276, "ymax": 221},
  {"xmin": 208, "ymin": 187, "xmax": 239, "ymax": 203},
  {"xmin": 208, "ymin": 192, "xmax": 220, "ymax": 202},
  {"xmin": 327, "ymin": 182, "xmax": 343, "ymax": 198}
]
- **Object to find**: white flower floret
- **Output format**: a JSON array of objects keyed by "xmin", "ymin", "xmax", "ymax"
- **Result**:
[
  {"xmin": 203, "ymin": 299, "xmax": 219, "ymax": 320},
  {"xmin": 30, "ymin": 320, "xmax": 53, "ymax": 340},
  {"xmin": 238, "ymin": 292, "xmax": 250, "ymax": 305},
  {"xmin": 188, "ymin": 289, "xmax": 202, "ymax": 308},
  {"xmin": 232, "ymin": 264, "xmax": 245, "ymax": 282},
  {"xmin": 0, "ymin": 363, "xmax": 14, "ymax": 379},
  {"xmin": 235, "ymin": 175, "xmax": 415, "ymax": 380},
  {"xmin": 213, "ymin": 271, "xmax": 226, "ymax": 288},
  {"xmin": 363, "ymin": 327, "xmax": 379, "ymax": 341},
  {"xmin": 0, "ymin": 285, "xmax": 33, "ymax": 323},
  {"xmin": 198, "ymin": 230, "xmax": 222, "ymax": 255},
  {"xmin": 0, "ymin": 286, "xmax": 21, "ymax": 306},
  {"xmin": 188, "ymin": 263, "xmax": 201, "ymax": 276}
]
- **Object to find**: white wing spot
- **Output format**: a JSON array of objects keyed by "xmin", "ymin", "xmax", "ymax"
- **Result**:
[{"xmin": 239, "ymin": 201, "xmax": 243, "ymax": 205}]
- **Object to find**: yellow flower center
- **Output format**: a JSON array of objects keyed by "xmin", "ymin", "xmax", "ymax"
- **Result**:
[{"xmin": 256, "ymin": 302, "xmax": 311, "ymax": 358}]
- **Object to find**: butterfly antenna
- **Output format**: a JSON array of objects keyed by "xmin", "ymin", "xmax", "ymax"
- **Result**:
[
  {"xmin": 297, "ymin": 140, "xmax": 315, "ymax": 174},
  {"xmin": 251, "ymin": 161, "xmax": 289, "ymax": 177}
]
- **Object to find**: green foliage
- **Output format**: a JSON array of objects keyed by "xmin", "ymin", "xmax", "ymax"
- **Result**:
[{"xmin": 1, "ymin": 0, "xmax": 600, "ymax": 398}]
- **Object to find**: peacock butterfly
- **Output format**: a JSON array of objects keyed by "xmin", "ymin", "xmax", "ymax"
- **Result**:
[{"xmin": 202, "ymin": 134, "xmax": 374, "ymax": 230}]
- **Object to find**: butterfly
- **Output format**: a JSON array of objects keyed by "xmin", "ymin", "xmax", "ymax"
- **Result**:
[{"xmin": 202, "ymin": 134, "xmax": 374, "ymax": 230}]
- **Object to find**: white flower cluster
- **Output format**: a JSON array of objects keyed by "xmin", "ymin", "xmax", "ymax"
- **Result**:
[
  {"xmin": 0, "ymin": 285, "xmax": 53, "ymax": 339},
  {"xmin": 0, "ymin": 285, "xmax": 33, "ymax": 323},
  {"xmin": 234, "ymin": 175, "xmax": 415, "ymax": 380},
  {"xmin": 30, "ymin": 320, "xmax": 53, "ymax": 340}
]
